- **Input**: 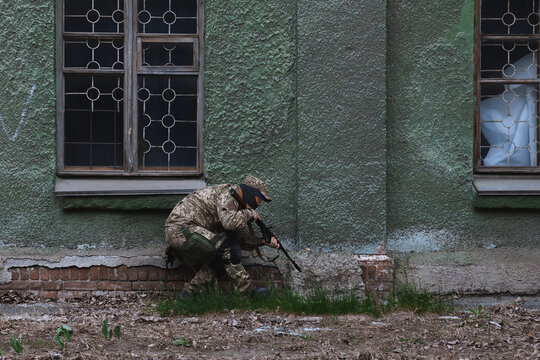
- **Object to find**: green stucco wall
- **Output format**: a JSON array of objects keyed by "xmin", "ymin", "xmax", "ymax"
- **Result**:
[
  {"xmin": 0, "ymin": 1, "xmax": 300, "ymax": 252},
  {"xmin": 296, "ymin": 0, "xmax": 386, "ymax": 252},
  {"xmin": 386, "ymin": 0, "xmax": 540, "ymax": 252},
  {"xmin": 2, "ymin": 0, "xmax": 538, "ymax": 259}
]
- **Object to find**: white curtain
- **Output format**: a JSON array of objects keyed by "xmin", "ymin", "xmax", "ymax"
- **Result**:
[{"xmin": 480, "ymin": 53, "xmax": 537, "ymax": 166}]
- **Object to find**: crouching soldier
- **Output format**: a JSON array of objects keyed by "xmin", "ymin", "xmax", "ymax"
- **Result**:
[{"xmin": 165, "ymin": 175, "xmax": 279, "ymax": 295}]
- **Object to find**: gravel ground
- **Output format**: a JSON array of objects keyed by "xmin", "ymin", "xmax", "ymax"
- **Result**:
[{"xmin": 0, "ymin": 293, "xmax": 538, "ymax": 359}]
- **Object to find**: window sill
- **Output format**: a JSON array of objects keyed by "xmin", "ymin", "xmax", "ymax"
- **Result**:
[
  {"xmin": 55, "ymin": 177, "xmax": 206, "ymax": 197},
  {"xmin": 473, "ymin": 174, "xmax": 540, "ymax": 196}
]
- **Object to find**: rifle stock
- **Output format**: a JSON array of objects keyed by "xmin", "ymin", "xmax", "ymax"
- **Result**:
[{"xmin": 229, "ymin": 188, "xmax": 302, "ymax": 272}]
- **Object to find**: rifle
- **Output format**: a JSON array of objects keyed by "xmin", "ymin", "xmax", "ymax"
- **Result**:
[{"xmin": 229, "ymin": 188, "xmax": 302, "ymax": 272}]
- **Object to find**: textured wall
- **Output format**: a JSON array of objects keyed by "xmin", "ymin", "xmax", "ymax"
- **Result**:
[
  {"xmin": 296, "ymin": 0, "xmax": 387, "ymax": 251},
  {"xmin": 386, "ymin": 0, "xmax": 540, "ymax": 252},
  {"xmin": 203, "ymin": 0, "xmax": 298, "ymax": 244},
  {"xmin": 0, "ymin": 1, "xmax": 298, "ymax": 251},
  {"xmin": 0, "ymin": 1, "xmax": 180, "ymax": 251}
]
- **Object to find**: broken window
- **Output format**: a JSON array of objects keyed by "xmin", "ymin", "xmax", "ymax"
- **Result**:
[
  {"xmin": 57, "ymin": 0, "xmax": 203, "ymax": 175},
  {"xmin": 476, "ymin": 0, "xmax": 540, "ymax": 169}
]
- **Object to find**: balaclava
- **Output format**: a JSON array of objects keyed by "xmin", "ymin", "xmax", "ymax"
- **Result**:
[{"xmin": 239, "ymin": 184, "xmax": 263, "ymax": 209}]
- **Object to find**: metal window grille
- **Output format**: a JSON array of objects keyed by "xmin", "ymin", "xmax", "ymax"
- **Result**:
[{"xmin": 56, "ymin": 0, "xmax": 203, "ymax": 175}]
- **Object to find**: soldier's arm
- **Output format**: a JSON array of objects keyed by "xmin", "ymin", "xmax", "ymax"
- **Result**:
[{"xmin": 216, "ymin": 191, "xmax": 255, "ymax": 231}]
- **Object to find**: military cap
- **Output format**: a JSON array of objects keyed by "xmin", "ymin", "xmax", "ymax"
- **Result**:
[{"xmin": 242, "ymin": 175, "xmax": 273, "ymax": 201}]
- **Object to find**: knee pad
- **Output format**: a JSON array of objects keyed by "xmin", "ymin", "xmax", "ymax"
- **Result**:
[{"xmin": 229, "ymin": 241, "xmax": 242, "ymax": 264}]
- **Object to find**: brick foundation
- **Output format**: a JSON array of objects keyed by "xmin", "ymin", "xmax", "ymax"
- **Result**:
[
  {"xmin": 355, "ymin": 254, "xmax": 394, "ymax": 299},
  {"xmin": 0, "ymin": 265, "xmax": 282, "ymax": 300}
]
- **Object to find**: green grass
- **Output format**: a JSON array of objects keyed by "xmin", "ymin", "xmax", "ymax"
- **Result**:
[
  {"xmin": 157, "ymin": 282, "xmax": 453, "ymax": 317},
  {"xmin": 385, "ymin": 281, "xmax": 454, "ymax": 314}
]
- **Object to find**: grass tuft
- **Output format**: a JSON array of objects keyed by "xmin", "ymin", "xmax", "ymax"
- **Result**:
[{"xmin": 156, "ymin": 280, "xmax": 452, "ymax": 317}]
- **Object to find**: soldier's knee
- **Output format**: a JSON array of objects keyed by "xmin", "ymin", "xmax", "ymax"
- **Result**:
[{"xmin": 230, "ymin": 241, "xmax": 242, "ymax": 264}]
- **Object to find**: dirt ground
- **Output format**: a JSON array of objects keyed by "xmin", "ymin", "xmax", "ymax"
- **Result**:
[{"xmin": 0, "ymin": 293, "xmax": 538, "ymax": 360}]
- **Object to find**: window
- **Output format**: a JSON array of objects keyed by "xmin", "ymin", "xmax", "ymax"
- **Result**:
[{"xmin": 56, "ymin": 0, "xmax": 203, "ymax": 176}]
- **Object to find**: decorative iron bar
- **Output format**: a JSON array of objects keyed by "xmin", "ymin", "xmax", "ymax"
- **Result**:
[{"xmin": 477, "ymin": 0, "xmax": 540, "ymax": 169}]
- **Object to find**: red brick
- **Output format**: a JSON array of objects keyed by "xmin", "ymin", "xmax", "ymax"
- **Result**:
[
  {"xmin": 19, "ymin": 268, "xmax": 29, "ymax": 280},
  {"xmin": 9, "ymin": 268, "xmax": 20, "ymax": 281},
  {"xmin": 0, "ymin": 280, "xmax": 29, "ymax": 290},
  {"xmin": 116, "ymin": 265, "xmax": 128, "ymax": 281},
  {"xmin": 40, "ymin": 268, "xmax": 50, "ymax": 281},
  {"xmin": 89, "ymin": 266, "xmax": 99, "ymax": 280},
  {"xmin": 42, "ymin": 281, "xmax": 62, "ymax": 291},
  {"xmin": 63, "ymin": 281, "xmax": 98, "ymax": 291},
  {"xmin": 138, "ymin": 267, "xmax": 149, "ymax": 281},
  {"xmin": 49, "ymin": 269, "xmax": 61, "ymax": 281},
  {"xmin": 97, "ymin": 281, "xmax": 131, "ymax": 291},
  {"xmin": 29, "ymin": 267, "xmax": 39, "ymax": 280},
  {"xmin": 79, "ymin": 268, "xmax": 90, "ymax": 280},
  {"xmin": 72, "ymin": 291, "xmax": 91, "ymax": 299},
  {"xmin": 40, "ymin": 291, "xmax": 58, "ymax": 299},
  {"xmin": 59, "ymin": 269, "xmax": 71, "ymax": 281},
  {"xmin": 132, "ymin": 281, "xmax": 166, "ymax": 291},
  {"xmin": 29, "ymin": 281, "xmax": 42, "ymax": 290},
  {"xmin": 148, "ymin": 267, "xmax": 166, "ymax": 281},
  {"xmin": 127, "ymin": 267, "xmax": 138, "ymax": 281},
  {"xmin": 166, "ymin": 281, "xmax": 184, "ymax": 290},
  {"xmin": 69, "ymin": 267, "xmax": 80, "ymax": 281}
]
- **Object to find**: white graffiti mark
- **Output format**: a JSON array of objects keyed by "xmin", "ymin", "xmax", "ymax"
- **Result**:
[{"xmin": 0, "ymin": 84, "xmax": 36, "ymax": 141}]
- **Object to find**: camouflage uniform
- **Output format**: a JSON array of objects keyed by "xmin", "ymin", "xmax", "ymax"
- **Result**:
[{"xmin": 165, "ymin": 178, "xmax": 270, "ymax": 293}]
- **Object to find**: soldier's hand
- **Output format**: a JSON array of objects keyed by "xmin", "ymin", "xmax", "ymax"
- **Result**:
[
  {"xmin": 252, "ymin": 210, "xmax": 261, "ymax": 221},
  {"xmin": 268, "ymin": 236, "xmax": 280, "ymax": 249}
]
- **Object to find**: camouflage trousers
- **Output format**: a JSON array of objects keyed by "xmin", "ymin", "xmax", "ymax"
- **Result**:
[{"xmin": 183, "ymin": 259, "xmax": 252, "ymax": 294}]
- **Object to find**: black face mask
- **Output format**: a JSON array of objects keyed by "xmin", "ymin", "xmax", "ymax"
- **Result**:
[{"xmin": 239, "ymin": 184, "xmax": 262, "ymax": 209}]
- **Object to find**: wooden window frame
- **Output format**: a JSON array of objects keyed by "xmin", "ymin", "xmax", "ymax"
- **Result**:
[
  {"xmin": 474, "ymin": 0, "xmax": 540, "ymax": 174},
  {"xmin": 55, "ymin": 0, "xmax": 204, "ymax": 177}
]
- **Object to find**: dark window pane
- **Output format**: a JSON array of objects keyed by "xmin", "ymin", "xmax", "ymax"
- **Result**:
[
  {"xmin": 170, "ymin": 122, "xmax": 197, "ymax": 146},
  {"xmin": 170, "ymin": 75, "xmax": 197, "ymax": 94},
  {"xmin": 143, "ymin": 148, "xmax": 168, "ymax": 168},
  {"xmin": 170, "ymin": 96, "xmax": 197, "ymax": 120},
  {"xmin": 171, "ymin": 19, "xmax": 196, "ymax": 34},
  {"xmin": 65, "ymin": 110, "xmax": 91, "ymax": 142},
  {"xmin": 65, "ymin": 42, "xmax": 92, "ymax": 68},
  {"xmin": 65, "ymin": 143, "xmax": 90, "ymax": 166},
  {"xmin": 65, "ymin": 17, "xmax": 92, "ymax": 33},
  {"xmin": 92, "ymin": 144, "xmax": 116, "ymax": 166},
  {"xmin": 65, "ymin": 0, "xmax": 92, "ymax": 15},
  {"xmin": 170, "ymin": 148, "xmax": 196, "ymax": 167},
  {"xmin": 172, "ymin": 0, "xmax": 197, "ymax": 17},
  {"xmin": 92, "ymin": 111, "xmax": 116, "ymax": 143}
]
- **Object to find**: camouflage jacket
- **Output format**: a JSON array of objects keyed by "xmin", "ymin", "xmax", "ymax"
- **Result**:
[{"xmin": 166, "ymin": 183, "xmax": 256, "ymax": 236}]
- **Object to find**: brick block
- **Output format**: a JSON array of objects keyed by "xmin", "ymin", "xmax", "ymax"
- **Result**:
[
  {"xmin": 40, "ymin": 291, "xmax": 58, "ymax": 300},
  {"xmin": 49, "ymin": 269, "xmax": 61, "ymax": 281},
  {"xmin": 132, "ymin": 281, "xmax": 166, "ymax": 291},
  {"xmin": 29, "ymin": 281, "xmax": 42, "ymax": 290},
  {"xmin": 79, "ymin": 268, "xmax": 90, "ymax": 280},
  {"xmin": 166, "ymin": 281, "xmax": 184, "ymax": 290},
  {"xmin": 63, "ymin": 281, "xmax": 98, "ymax": 291},
  {"xmin": 19, "ymin": 268, "xmax": 29, "ymax": 280},
  {"xmin": 99, "ymin": 267, "xmax": 110, "ymax": 281},
  {"xmin": 40, "ymin": 268, "xmax": 50, "ymax": 281},
  {"xmin": 116, "ymin": 265, "xmax": 128, "ymax": 281},
  {"xmin": 148, "ymin": 267, "xmax": 166, "ymax": 281},
  {"xmin": 59, "ymin": 269, "xmax": 71, "ymax": 281},
  {"xmin": 69, "ymin": 267, "xmax": 80, "ymax": 281},
  {"xmin": 97, "ymin": 281, "xmax": 131, "ymax": 291},
  {"xmin": 10, "ymin": 268, "xmax": 20, "ymax": 281},
  {"xmin": 89, "ymin": 266, "xmax": 99, "ymax": 280},
  {"xmin": 42, "ymin": 281, "xmax": 63, "ymax": 291},
  {"xmin": 138, "ymin": 267, "xmax": 148, "ymax": 281},
  {"xmin": 127, "ymin": 267, "xmax": 138, "ymax": 281},
  {"xmin": 29, "ymin": 267, "xmax": 40, "ymax": 280},
  {"xmin": 0, "ymin": 280, "xmax": 29, "ymax": 290}
]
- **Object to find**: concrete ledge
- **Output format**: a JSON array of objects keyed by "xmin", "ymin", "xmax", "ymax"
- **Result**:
[{"xmin": 394, "ymin": 247, "xmax": 540, "ymax": 296}]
